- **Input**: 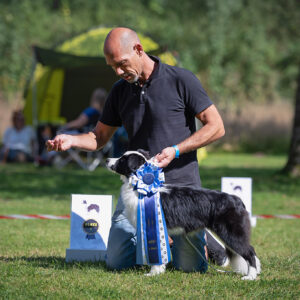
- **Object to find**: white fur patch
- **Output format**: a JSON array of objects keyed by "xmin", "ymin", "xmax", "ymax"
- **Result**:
[
  {"xmin": 221, "ymin": 257, "xmax": 230, "ymax": 267},
  {"xmin": 229, "ymin": 254, "xmax": 249, "ymax": 275},
  {"xmin": 242, "ymin": 266, "xmax": 257, "ymax": 280},
  {"xmin": 123, "ymin": 150, "xmax": 148, "ymax": 161},
  {"xmin": 255, "ymin": 256, "xmax": 261, "ymax": 274},
  {"xmin": 106, "ymin": 158, "xmax": 118, "ymax": 170},
  {"xmin": 145, "ymin": 264, "xmax": 166, "ymax": 276},
  {"xmin": 120, "ymin": 179, "xmax": 139, "ymax": 228}
]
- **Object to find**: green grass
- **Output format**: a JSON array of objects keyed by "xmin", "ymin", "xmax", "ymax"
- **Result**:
[{"xmin": 0, "ymin": 153, "xmax": 299, "ymax": 299}]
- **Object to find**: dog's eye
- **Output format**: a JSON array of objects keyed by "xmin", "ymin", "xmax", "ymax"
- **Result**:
[{"xmin": 119, "ymin": 157, "xmax": 126, "ymax": 163}]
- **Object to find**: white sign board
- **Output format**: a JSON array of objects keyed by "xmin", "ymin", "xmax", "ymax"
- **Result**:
[
  {"xmin": 66, "ymin": 194, "xmax": 112, "ymax": 262},
  {"xmin": 221, "ymin": 177, "xmax": 256, "ymax": 227}
]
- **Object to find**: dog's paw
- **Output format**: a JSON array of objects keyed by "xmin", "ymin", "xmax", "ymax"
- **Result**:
[
  {"xmin": 145, "ymin": 264, "xmax": 166, "ymax": 276},
  {"xmin": 241, "ymin": 266, "xmax": 257, "ymax": 280},
  {"xmin": 241, "ymin": 274, "xmax": 257, "ymax": 280},
  {"xmin": 145, "ymin": 272, "xmax": 155, "ymax": 277}
]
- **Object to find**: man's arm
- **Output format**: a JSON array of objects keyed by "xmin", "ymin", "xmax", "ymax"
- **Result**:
[
  {"xmin": 155, "ymin": 105, "xmax": 225, "ymax": 167},
  {"xmin": 60, "ymin": 113, "xmax": 89, "ymax": 131},
  {"xmin": 46, "ymin": 121, "xmax": 117, "ymax": 152}
]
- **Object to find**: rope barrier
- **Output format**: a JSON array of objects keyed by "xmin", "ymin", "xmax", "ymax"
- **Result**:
[{"xmin": 0, "ymin": 214, "xmax": 299, "ymax": 220}]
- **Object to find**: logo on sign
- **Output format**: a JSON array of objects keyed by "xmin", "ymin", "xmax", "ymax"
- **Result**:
[{"xmin": 82, "ymin": 219, "xmax": 99, "ymax": 240}]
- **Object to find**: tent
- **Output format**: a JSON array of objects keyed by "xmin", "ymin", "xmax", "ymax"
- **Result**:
[{"xmin": 23, "ymin": 27, "xmax": 177, "ymax": 126}]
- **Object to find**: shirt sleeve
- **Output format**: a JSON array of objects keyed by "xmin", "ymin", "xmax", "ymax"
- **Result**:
[
  {"xmin": 82, "ymin": 107, "xmax": 98, "ymax": 118},
  {"xmin": 2, "ymin": 128, "xmax": 11, "ymax": 146},
  {"xmin": 179, "ymin": 69, "xmax": 213, "ymax": 116},
  {"xmin": 100, "ymin": 83, "xmax": 122, "ymax": 127}
]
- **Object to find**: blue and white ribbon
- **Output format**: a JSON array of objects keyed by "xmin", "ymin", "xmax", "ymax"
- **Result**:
[
  {"xmin": 131, "ymin": 162, "xmax": 171, "ymax": 265},
  {"xmin": 130, "ymin": 162, "xmax": 165, "ymax": 196}
]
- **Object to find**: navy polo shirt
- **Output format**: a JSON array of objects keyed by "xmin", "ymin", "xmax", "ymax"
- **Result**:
[{"xmin": 101, "ymin": 56, "xmax": 213, "ymax": 187}]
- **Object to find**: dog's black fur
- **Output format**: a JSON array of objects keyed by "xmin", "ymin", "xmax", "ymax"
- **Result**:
[{"xmin": 106, "ymin": 149, "xmax": 259, "ymax": 278}]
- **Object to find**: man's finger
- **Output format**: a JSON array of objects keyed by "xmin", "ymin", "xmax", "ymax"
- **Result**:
[
  {"xmin": 46, "ymin": 140, "xmax": 54, "ymax": 151},
  {"xmin": 155, "ymin": 153, "xmax": 163, "ymax": 161}
]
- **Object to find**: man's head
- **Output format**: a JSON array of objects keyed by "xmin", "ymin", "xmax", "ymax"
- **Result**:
[
  {"xmin": 12, "ymin": 110, "xmax": 25, "ymax": 130},
  {"xmin": 103, "ymin": 27, "xmax": 145, "ymax": 83},
  {"xmin": 90, "ymin": 88, "xmax": 107, "ymax": 112}
]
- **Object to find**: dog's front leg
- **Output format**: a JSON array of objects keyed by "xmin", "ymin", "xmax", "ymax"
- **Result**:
[{"xmin": 145, "ymin": 264, "xmax": 166, "ymax": 276}]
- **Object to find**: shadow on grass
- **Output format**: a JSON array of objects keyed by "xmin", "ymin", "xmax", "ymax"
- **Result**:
[
  {"xmin": 0, "ymin": 255, "xmax": 108, "ymax": 270},
  {"xmin": 0, "ymin": 162, "xmax": 298, "ymax": 201},
  {"xmin": 0, "ymin": 164, "xmax": 122, "ymax": 200},
  {"xmin": 0, "ymin": 255, "xmax": 149, "ymax": 275}
]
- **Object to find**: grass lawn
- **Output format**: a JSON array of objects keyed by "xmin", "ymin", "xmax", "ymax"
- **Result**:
[{"xmin": 0, "ymin": 152, "xmax": 299, "ymax": 299}]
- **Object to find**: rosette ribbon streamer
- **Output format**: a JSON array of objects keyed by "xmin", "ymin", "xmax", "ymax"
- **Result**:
[{"xmin": 131, "ymin": 162, "xmax": 171, "ymax": 265}]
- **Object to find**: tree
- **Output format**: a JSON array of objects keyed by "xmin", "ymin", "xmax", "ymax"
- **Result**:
[{"xmin": 282, "ymin": 66, "xmax": 300, "ymax": 176}]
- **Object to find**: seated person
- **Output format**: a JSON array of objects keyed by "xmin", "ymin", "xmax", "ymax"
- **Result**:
[
  {"xmin": 112, "ymin": 126, "xmax": 128, "ymax": 158},
  {"xmin": 0, "ymin": 110, "xmax": 37, "ymax": 163},
  {"xmin": 59, "ymin": 88, "xmax": 107, "ymax": 133},
  {"xmin": 36, "ymin": 124, "xmax": 57, "ymax": 166}
]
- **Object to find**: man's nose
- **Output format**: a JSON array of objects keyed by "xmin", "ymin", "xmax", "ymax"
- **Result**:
[{"xmin": 115, "ymin": 67, "xmax": 124, "ymax": 76}]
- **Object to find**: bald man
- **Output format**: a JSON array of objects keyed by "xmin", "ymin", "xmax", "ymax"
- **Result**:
[{"xmin": 47, "ymin": 27, "xmax": 227, "ymax": 272}]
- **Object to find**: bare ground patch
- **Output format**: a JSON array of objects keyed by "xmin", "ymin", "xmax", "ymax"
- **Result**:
[{"xmin": 217, "ymin": 101, "xmax": 293, "ymax": 152}]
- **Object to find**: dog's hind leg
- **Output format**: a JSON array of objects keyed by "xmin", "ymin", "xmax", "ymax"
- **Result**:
[
  {"xmin": 225, "ymin": 246, "xmax": 258, "ymax": 280},
  {"xmin": 255, "ymin": 255, "xmax": 261, "ymax": 275},
  {"xmin": 211, "ymin": 225, "xmax": 258, "ymax": 280},
  {"xmin": 226, "ymin": 249, "xmax": 249, "ymax": 276},
  {"xmin": 239, "ymin": 246, "xmax": 258, "ymax": 280}
]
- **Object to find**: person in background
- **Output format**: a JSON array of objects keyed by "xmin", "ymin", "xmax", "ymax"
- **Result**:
[
  {"xmin": 35, "ymin": 124, "xmax": 57, "ymax": 166},
  {"xmin": 112, "ymin": 126, "xmax": 128, "ymax": 158},
  {"xmin": 59, "ymin": 88, "xmax": 107, "ymax": 133},
  {"xmin": 0, "ymin": 110, "xmax": 37, "ymax": 163}
]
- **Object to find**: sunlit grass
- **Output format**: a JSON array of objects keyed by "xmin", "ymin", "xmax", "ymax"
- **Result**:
[{"xmin": 0, "ymin": 153, "xmax": 299, "ymax": 299}]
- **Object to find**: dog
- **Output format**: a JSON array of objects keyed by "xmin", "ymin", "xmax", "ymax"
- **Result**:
[{"xmin": 106, "ymin": 150, "xmax": 261, "ymax": 280}]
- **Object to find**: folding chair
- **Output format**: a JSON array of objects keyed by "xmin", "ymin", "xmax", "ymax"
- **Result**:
[
  {"xmin": 52, "ymin": 123, "xmax": 113, "ymax": 171},
  {"xmin": 53, "ymin": 141, "xmax": 113, "ymax": 171}
]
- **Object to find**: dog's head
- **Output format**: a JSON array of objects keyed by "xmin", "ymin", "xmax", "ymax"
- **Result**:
[{"xmin": 106, "ymin": 149, "xmax": 151, "ymax": 177}]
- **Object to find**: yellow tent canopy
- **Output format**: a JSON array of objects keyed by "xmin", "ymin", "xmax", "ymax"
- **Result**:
[{"xmin": 23, "ymin": 27, "xmax": 176, "ymax": 126}]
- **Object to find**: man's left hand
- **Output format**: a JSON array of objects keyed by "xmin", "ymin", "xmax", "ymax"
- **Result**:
[{"xmin": 155, "ymin": 147, "xmax": 176, "ymax": 168}]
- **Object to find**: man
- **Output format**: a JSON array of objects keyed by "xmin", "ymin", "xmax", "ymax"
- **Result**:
[{"xmin": 47, "ymin": 27, "xmax": 226, "ymax": 272}]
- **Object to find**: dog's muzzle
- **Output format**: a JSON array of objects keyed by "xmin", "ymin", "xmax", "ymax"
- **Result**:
[{"xmin": 106, "ymin": 158, "xmax": 118, "ymax": 171}]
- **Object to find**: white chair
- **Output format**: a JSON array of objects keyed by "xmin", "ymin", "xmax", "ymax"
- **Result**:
[{"xmin": 52, "ymin": 141, "xmax": 113, "ymax": 171}]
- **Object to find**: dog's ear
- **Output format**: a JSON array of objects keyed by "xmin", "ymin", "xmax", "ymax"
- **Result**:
[
  {"xmin": 127, "ymin": 155, "xmax": 146, "ymax": 173},
  {"xmin": 137, "ymin": 149, "xmax": 151, "ymax": 160}
]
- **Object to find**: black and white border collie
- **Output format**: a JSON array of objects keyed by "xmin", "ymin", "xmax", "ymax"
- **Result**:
[{"xmin": 106, "ymin": 150, "xmax": 261, "ymax": 280}]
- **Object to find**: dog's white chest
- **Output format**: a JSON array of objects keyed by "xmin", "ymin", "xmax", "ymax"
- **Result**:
[{"xmin": 121, "ymin": 182, "xmax": 139, "ymax": 228}]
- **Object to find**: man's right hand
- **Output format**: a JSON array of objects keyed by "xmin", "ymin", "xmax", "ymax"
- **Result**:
[{"xmin": 46, "ymin": 134, "xmax": 73, "ymax": 152}]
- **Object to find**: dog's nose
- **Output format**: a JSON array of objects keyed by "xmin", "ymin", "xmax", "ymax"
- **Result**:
[{"xmin": 106, "ymin": 158, "xmax": 110, "ymax": 165}]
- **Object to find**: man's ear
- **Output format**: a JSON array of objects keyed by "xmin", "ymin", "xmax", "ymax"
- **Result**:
[{"xmin": 134, "ymin": 43, "xmax": 143, "ymax": 56}]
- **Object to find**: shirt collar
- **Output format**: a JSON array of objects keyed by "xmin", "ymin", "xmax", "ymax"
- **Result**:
[
  {"xmin": 147, "ymin": 55, "xmax": 162, "ymax": 82},
  {"xmin": 133, "ymin": 55, "xmax": 162, "ymax": 87}
]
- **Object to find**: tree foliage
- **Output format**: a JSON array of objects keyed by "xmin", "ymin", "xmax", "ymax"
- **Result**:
[{"xmin": 0, "ymin": 0, "xmax": 299, "ymax": 104}]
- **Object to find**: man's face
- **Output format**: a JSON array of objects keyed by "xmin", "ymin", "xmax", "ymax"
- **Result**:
[{"xmin": 105, "ymin": 46, "xmax": 142, "ymax": 83}]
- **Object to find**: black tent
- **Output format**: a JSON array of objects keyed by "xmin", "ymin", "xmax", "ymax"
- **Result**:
[{"xmin": 23, "ymin": 27, "xmax": 176, "ymax": 126}]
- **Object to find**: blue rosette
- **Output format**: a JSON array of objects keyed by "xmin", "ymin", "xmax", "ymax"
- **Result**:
[
  {"xmin": 131, "ymin": 162, "xmax": 165, "ymax": 196},
  {"xmin": 131, "ymin": 162, "xmax": 171, "ymax": 266}
]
